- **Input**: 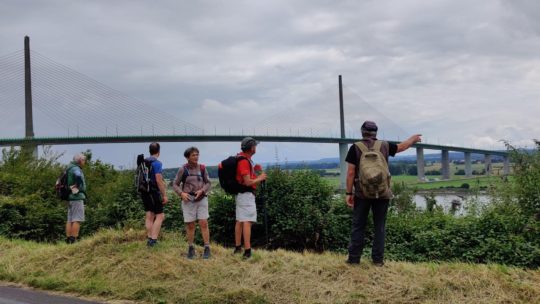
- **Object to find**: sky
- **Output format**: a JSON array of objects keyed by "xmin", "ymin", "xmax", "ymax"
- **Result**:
[{"xmin": 1, "ymin": 0, "xmax": 539, "ymax": 169}]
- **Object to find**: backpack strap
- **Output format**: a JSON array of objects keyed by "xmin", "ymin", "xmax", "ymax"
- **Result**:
[
  {"xmin": 181, "ymin": 164, "xmax": 209, "ymax": 191},
  {"xmin": 181, "ymin": 164, "xmax": 189, "ymax": 191},
  {"xmin": 200, "ymin": 164, "xmax": 208, "ymax": 184},
  {"xmin": 373, "ymin": 140, "xmax": 383, "ymax": 152},
  {"xmin": 355, "ymin": 141, "xmax": 369, "ymax": 153}
]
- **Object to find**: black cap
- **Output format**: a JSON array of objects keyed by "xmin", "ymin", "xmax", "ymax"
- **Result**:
[{"xmin": 361, "ymin": 121, "xmax": 378, "ymax": 132}]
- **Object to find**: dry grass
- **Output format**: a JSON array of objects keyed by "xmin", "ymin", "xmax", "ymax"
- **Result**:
[{"xmin": 0, "ymin": 229, "xmax": 538, "ymax": 304}]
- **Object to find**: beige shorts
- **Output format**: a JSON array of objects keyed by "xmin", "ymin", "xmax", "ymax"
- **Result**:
[
  {"xmin": 181, "ymin": 196, "xmax": 209, "ymax": 223},
  {"xmin": 235, "ymin": 192, "xmax": 257, "ymax": 222}
]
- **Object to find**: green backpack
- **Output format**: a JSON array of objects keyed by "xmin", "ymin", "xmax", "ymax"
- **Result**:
[{"xmin": 355, "ymin": 140, "xmax": 391, "ymax": 199}]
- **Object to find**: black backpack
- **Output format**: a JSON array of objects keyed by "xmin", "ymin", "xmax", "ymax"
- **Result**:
[
  {"xmin": 55, "ymin": 169, "xmax": 70, "ymax": 201},
  {"xmin": 218, "ymin": 155, "xmax": 253, "ymax": 194},
  {"xmin": 135, "ymin": 154, "xmax": 155, "ymax": 193}
]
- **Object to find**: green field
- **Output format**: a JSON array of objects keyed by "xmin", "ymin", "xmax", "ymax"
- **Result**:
[{"xmin": 322, "ymin": 174, "xmax": 506, "ymax": 190}]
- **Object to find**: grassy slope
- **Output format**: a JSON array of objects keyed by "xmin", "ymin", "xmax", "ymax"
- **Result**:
[{"xmin": 1, "ymin": 229, "xmax": 538, "ymax": 304}]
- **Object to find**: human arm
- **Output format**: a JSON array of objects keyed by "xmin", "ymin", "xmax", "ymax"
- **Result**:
[
  {"xmin": 155, "ymin": 173, "xmax": 168, "ymax": 204},
  {"xmin": 345, "ymin": 163, "xmax": 356, "ymax": 208},
  {"xmin": 396, "ymin": 134, "xmax": 422, "ymax": 153},
  {"xmin": 242, "ymin": 173, "xmax": 267, "ymax": 186}
]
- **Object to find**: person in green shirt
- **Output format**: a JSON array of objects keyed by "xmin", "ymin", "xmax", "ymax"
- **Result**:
[{"xmin": 66, "ymin": 153, "xmax": 87, "ymax": 244}]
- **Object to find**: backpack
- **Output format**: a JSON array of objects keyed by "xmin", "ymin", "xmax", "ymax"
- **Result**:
[
  {"xmin": 218, "ymin": 155, "xmax": 253, "ymax": 194},
  {"xmin": 55, "ymin": 169, "xmax": 70, "ymax": 201},
  {"xmin": 355, "ymin": 140, "xmax": 391, "ymax": 199},
  {"xmin": 180, "ymin": 164, "xmax": 208, "ymax": 191},
  {"xmin": 135, "ymin": 154, "xmax": 155, "ymax": 193}
]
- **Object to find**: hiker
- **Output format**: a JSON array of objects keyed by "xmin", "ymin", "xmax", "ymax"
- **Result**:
[
  {"xmin": 345, "ymin": 121, "xmax": 421, "ymax": 266},
  {"xmin": 65, "ymin": 153, "xmax": 87, "ymax": 244},
  {"xmin": 173, "ymin": 147, "xmax": 212, "ymax": 259},
  {"xmin": 141, "ymin": 142, "xmax": 168, "ymax": 247},
  {"xmin": 234, "ymin": 137, "xmax": 267, "ymax": 258}
]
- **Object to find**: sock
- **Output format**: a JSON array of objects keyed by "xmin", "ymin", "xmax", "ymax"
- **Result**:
[{"xmin": 204, "ymin": 243, "xmax": 210, "ymax": 248}]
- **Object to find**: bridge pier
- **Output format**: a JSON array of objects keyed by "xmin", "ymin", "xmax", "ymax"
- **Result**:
[
  {"xmin": 484, "ymin": 154, "xmax": 492, "ymax": 176},
  {"xmin": 441, "ymin": 150, "xmax": 450, "ymax": 180},
  {"xmin": 416, "ymin": 147, "xmax": 425, "ymax": 181},
  {"xmin": 503, "ymin": 156, "xmax": 510, "ymax": 176},
  {"xmin": 464, "ymin": 152, "xmax": 472, "ymax": 177}
]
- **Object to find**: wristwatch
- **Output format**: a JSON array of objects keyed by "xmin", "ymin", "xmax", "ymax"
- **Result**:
[{"xmin": 346, "ymin": 192, "xmax": 353, "ymax": 195}]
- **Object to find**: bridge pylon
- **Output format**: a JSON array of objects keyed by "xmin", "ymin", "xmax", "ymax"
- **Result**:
[{"xmin": 23, "ymin": 36, "xmax": 37, "ymax": 157}]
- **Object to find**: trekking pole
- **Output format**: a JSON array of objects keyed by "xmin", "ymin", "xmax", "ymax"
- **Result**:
[{"xmin": 261, "ymin": 180, "xmax": 269, "ymax": 247}]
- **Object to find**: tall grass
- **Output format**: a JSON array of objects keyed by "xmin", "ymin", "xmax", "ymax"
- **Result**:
[{"xmin": 0, "ymin": 229, "xmax": 539, "ymax": 304}]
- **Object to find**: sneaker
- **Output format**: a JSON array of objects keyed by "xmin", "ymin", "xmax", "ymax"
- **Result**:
[
  {"xmin": 233, "ymin": 246, "xmax": 242, "ymax": 254},
  {"xmin": 202, "ymin": 246, "xmax": 211, "ymax": 259},
  {"xmin": 187, "ymin": 246, "xmax": 196, "ymax": 259},
  {"xmin": 147, "ymin": 239, "xmax": 157, "ymax": 247},
  {"xmin": 243, "ymin": 248, "xmax": 252, "ymax": 259}
]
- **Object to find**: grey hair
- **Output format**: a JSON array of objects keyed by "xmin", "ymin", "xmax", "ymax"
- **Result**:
[{"xmin": 73, "ymin": 153, "xmax": 86, "ymax": 163}]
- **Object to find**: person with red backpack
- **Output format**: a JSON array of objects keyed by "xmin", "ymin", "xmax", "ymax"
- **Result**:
[
  {"xmin": 173, "ymin": 147, "xmax": 212, "ymax": 259},
  {"xmin": 345, "ymin": 121, "xmax": 421, "ymax": 266}
]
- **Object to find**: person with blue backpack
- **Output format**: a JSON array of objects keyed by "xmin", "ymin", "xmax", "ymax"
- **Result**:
[{"xmin": 173, "ymin": 147, "xmax": 212, "ymax": 259}]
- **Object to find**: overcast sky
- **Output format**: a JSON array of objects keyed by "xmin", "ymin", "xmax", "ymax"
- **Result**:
[{"xmin": 1, "ymin": 0, "xmax": 539, "ymax": 168}]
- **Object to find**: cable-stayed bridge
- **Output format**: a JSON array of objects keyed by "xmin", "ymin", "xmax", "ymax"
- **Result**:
[{"xmin": 0, "ymin": 37, "xmax": 509, "ymax": 188}]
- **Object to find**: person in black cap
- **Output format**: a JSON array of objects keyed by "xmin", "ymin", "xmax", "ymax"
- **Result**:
[
  {"xmin": 233, "ymin": 137, "xmax": 267, "ymax": 258},
  {"xmin": 345, "ymin": 121, "xmax": 421, "ymax": 266}
]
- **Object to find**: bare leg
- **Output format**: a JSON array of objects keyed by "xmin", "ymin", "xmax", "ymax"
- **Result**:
[
  {"xmin": 235, "ymin": 221, "xmax": 243, "ymax": 247},
  {"xmin": 242, "ymin": 221, "xmax": 252, "ymax": 249},
  {"xmin": 199, "ymin": 219, "xmax": 210, "ymax": 245},
  {"xmin": 145, "ymin": 211, "xmax": 155, "ymax": 238},
  {"xmin": 71, "ymin": 222, "xmax": 80, "ymax": 237},
  {"xmin": 150, "ymin": 213, "xmax": 165, "ymax": 239},
  {"xmin": 66, "ymin": 222, "xmax": 72, "ymax": 237},
  {"xmin": 186, "ymin": 222, "xmax": 196, "ymax": 245}
]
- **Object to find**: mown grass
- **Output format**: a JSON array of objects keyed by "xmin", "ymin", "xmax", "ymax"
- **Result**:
[{"xmin": 1, "ymin": 229, "xmax": 539, "ymax": 304}]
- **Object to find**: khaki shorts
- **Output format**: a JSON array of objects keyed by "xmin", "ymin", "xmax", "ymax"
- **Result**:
[
  {"xmin": 181, "ymin": 196, "xmax": 209, "ymax": 223},
  {"xmin": 235, "ymin": 192, "xmax": 257, "ymax": 222},
  {"xmin": 67, "ymin": 200, "xmax": 85, "ymax": 222}
]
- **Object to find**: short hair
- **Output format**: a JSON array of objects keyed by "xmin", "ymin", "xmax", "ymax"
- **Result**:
[
  {"xmin": 149, "ymin": 142, "xmax": 160, "ymax": 155},
  {"xmin": 73, "ymin": 153, "xmax": 86, "ymax": 163},
  {"xmin": 184, "ymin": 146, "xmax": 199, "ymax": 158}
]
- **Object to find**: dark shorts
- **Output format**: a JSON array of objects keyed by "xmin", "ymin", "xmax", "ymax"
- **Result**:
[{"xmin": 141, "ymin": 191, "xmax": 163, "ymax": 214}]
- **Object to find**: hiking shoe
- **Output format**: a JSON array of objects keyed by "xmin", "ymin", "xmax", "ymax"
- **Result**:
[
  {"xmin": 187, "ymin": 246, "xmax": 196, "ymax": 259},
  {"xmin": 346, "ymin": 259, "xmax": 360, "ymax": 265},
  {"xmin": 373, "ymin": 261, "xmax": 385, "ymax": 267},
  {"xmin": 233, "ymin": 246, "xmax": 242, "ymax": 254},
  {"xmin": 243, "ymin": 248, "xmax": 252, "ymax": 259},
  {"xmin": 202, "ymin": 246, "xmax": 211, "ymax": 259}
]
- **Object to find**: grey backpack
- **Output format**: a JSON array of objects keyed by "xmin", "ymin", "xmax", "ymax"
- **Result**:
[{"xmin": 355, "ymin": 141, "xmax": 391, "ymax": 199}]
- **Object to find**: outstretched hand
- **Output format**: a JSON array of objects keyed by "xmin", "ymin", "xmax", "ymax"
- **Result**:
[{"xmin": 410, "ymin": 134, "xmax": 422, "ymax": 144}]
